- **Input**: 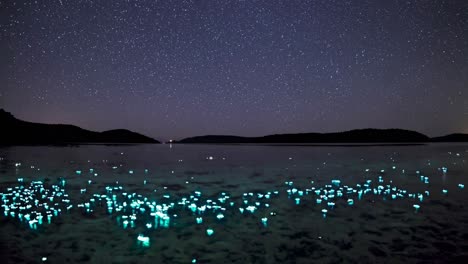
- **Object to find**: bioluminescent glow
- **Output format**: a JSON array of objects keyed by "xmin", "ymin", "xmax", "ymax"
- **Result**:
[
  {"xmin": 216, "ymin": 213, "xmax": 224, "ymax": 220},
  {"xmin": 206, "ymin": 228, "xmax": 214, "ymax": 236},
  {"xmin": 1, "ymin": 163, "xmax": 465, "ymax": 252},
  {"xmin": 322, "ymin": 209, "xmax": 328, "ymax": 218},
  {"xmin": 137, "ymin": 234, "xmax": 150, "ymax": 247}
]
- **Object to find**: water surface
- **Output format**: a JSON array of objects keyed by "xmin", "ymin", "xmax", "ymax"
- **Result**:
[{"xmin": 1, "ymin": 143, "xmax": 467, "ymax": 263}]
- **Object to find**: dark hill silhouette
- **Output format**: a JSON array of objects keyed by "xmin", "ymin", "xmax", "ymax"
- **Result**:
[
  {"xmin": 0, "ymin": 109, "xmax": 159, "ymax": 144},
  {"xmin": 432, "ymin": 133, "xmax": 468, "ymax": 142},
  {"xmin": 176, "ymin": 129, "xmax": 430, "ymax": 144}
]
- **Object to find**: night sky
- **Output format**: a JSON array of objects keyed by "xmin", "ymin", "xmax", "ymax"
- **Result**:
[{"xmin": 1, "ymin": 1, "xmax": 467, "ymax": 140}]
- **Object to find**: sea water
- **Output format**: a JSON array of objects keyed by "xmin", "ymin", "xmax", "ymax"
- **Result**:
[{"xmin": 0, "ymin": 143, "xmax": 467, "ymax": 263}]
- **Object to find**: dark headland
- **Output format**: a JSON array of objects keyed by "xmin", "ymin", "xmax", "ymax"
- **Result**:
[
  {"xmin": 432, "ymin": 133, "xmax": 468, "ymax": 142},
  {"xmin": 2, "ymin": 108, "xmax": 467, "ymax": 145},
  {"xmin": 0, "ymin": 109, "xmax": 159, "ymax": 145},
  {"xmin": 176, "ymin": 130, "xmax": 468, "ymax": 144}
]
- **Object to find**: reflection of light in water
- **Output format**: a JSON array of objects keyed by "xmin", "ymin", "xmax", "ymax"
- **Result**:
[
  {"xmin": 1, "ymin": 161, "xmax": 466, "ymax": 262},
  {"xmin": 216, "ymin": 213, "xmax": 224, "ymax": 220},
  {"xmin": 321, "ymin": 209, "xmax": 328, "ymax": 218},
  {"xmin": 137, "ymin": 234, "xmax": 150, "ymax": 247},
  {"xmin": 441, "ymin": 166, "xmax": 448, "ymax": 183}
]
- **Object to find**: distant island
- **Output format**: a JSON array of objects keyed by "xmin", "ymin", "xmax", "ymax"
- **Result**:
[
  {"xmin": 0, "ymin": 109, "xmax": 159, "ymax": 145},
  {"xmin": 2, "ymin": 108, "xmax": 467, "ymax": 145},
  {"xmin": 176, "ymin": 129, "xmax": 468, "ymax": 144},
  {"xmin": 176, "ymin": 129, "xmax": 429, "ymax": 144},
  {"xmin": 431, "ymin": 133, "xmax": 468, "ymax": 142}
]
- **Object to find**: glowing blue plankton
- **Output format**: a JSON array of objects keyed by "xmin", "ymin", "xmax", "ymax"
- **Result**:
[
  {"xmin": 137, "ymin": 234, "xmax": 150, "ymax": 247},
  {"xmin": 0, "ymin": 180, "xmax": 70, "ymax": 230},
  {"xmin": 331, "ymin": 179, "xmax": 341, "ymax": 186},
  {"xmin": 4, "ymin": 162, "xmax": 465, "ymax": 251},
  {"xmin": 321, "ymin": 209, "xmax": 328, "ymax": 218},
  {"xmin": 216, "ymin": 213, "xmax": 225, "ymax": 220},
  {"xmin": 206, "ymin": 228, "xmax": 214, "ymax": 236}
]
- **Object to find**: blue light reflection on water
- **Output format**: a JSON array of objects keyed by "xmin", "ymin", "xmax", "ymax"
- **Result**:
[{"xmin": 0, "ymin": 143, "xmax": 467, "ymax": 262}]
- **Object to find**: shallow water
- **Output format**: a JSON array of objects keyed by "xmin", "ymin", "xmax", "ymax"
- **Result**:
[{"xmin": 1, "ymin": 143, "xmax": 467, "ymax": 263}]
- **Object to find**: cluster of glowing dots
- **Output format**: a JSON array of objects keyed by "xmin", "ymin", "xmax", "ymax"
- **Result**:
[
  {"xmin": 0, "ymin": 178, "xmax": 71, "ymax": 230},
  {"xmin": 77, "ymin": 185, "xmax": 172, "ymax": 230},
  {"xmin": 1, "ymin": 165, "xmax": 466, "ymax": 249},
  {"xmin": 281, "ymin": 168, "xmax": 463, "ymax": 218}
]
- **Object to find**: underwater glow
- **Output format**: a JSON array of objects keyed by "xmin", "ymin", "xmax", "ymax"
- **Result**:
[
  {"xmin": 206, "ymin": 228, "xmax": 214, "ymax": 236},
  {"xmin": 0, "ymin": 158, "xmax": 465, "ymax": 264},
  {"xmin": 137, "ymin": 234, "xmax": 150, "ymax": 247},
  {"xmin": 1, "ymin": 172, "xmax": 458, "ymax": 233}
]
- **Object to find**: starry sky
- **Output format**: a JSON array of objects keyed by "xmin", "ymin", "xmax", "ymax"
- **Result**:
[{"xmin": 1, "ymin": 0, "xmax": 467, "ymax": 140}]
